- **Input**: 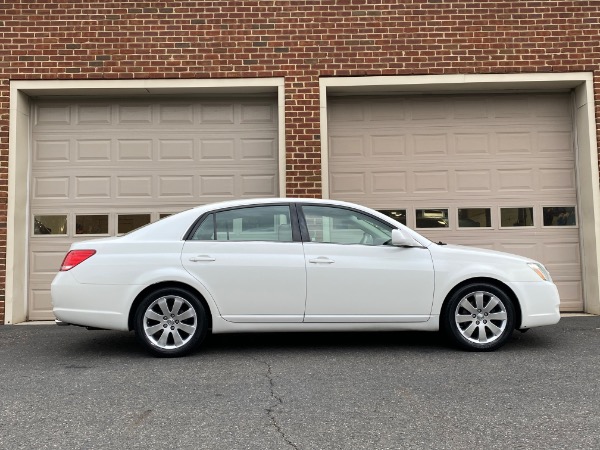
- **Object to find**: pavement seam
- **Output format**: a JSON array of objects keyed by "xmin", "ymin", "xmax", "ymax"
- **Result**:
[{"xmin": 254, "ymin": 357, "xmax": 298, "ymax": 450}]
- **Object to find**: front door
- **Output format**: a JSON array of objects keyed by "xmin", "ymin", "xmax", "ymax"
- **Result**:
[{"xmin": 299, "ymin": 205, "xmax": 435, "ymax": 322}]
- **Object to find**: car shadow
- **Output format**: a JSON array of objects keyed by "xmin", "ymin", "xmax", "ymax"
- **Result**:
[
  {"xmin": 57, "ymin": 326, "xmax": 560, "ymax": 359},
  {"xmin": 204, "ymin": 330, "xmax": 447, "ymax": 353}
]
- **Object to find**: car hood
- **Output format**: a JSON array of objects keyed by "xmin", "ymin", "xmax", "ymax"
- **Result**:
[{"xmin": 433, "ymin": 243, "xmax": 538, "ymax": 264}]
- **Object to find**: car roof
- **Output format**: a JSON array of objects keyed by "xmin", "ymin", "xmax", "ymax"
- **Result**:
[{"xmin": 189, "ymin": 197, "xmax": 368, "ymax": 213}]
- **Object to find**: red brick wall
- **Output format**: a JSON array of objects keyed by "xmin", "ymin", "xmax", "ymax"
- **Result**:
[{"xmin": 1, "ymin": 1, "xmax": 599, "ymax": 323}]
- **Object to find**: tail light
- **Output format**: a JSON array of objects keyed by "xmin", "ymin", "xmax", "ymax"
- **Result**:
[{"xmin": 60, "ymin": 250, "xmax": 96, "ymax": 271}]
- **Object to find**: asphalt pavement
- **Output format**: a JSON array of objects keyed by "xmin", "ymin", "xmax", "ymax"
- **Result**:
[{"xmin": 0, "ymin": 316, "xmax": 599, "ymax": 449}]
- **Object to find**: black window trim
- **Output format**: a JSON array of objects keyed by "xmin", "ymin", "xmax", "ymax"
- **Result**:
[{"xmin": 184, "ymin": 202, "xmax": 302, "ymax": 243}]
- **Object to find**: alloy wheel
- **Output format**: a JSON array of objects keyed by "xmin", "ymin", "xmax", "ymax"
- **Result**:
[
  {"xmin": 454, "ymin": 290, "xmax": 508, "ymax": 344},
  {"xmin": 142, "ymin": 295, "xmax": 198, "ymax": 349}
]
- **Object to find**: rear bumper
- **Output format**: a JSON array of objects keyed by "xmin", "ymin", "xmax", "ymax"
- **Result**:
[{"xmin": 51, "ymin": 271, "xmax": 135, "ymax": 331}]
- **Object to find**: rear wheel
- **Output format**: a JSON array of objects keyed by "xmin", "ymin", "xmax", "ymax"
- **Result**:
[
  {"xmin": 134, "ymin": 287, "xmax": 207, "ymax": 357},
  {"xmin": 443, "ymin": 283, "xmax": 515, "ymax": 351}
]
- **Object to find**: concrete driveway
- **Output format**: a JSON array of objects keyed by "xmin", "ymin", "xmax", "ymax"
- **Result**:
[{"xmin": 0, "ymin": 316, "xmax": 599, "ymax": 449}]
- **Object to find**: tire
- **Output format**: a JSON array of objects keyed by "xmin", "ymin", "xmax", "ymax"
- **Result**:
[
  {"xmin": 134, "ymin": 287, "xmax": 208, "ymax": 357},
  {"xmin": 442, "ymin": 283, "xmax": 515, "ymax": 351}
]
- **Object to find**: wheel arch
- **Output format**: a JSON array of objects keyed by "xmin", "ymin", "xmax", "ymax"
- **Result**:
[
  {"xmin": 440, "ymin": 277, "xmax": 523, "ymax": 329},
  {"xmin": 128, "ymin": 281, "xmax": 213, "ymax": 332}
]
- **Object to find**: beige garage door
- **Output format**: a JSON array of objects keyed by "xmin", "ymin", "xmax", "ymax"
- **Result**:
[
  {"xmin": 29, "ymin": 97, "xmax": 279, "ymax": 320},
  {"xmin": 328, "ymin": 93, "xmax": 582, "ymax": 311}
]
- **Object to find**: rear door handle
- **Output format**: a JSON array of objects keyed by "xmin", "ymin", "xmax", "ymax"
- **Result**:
[
  {"xmin": 309, "ymin": 257, "xmax": 335, "ymax": 264},
  {"xmin": 189, "ymin": 255, "xmax": 216, "ymax": 262}
]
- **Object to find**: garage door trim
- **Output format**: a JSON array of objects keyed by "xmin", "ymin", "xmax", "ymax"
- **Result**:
[
  {"xmin": 320, "ymin": 73, "xmax": 600, "ymax": 315},
  {"xmin": 6, "ymin": 78, "xmax": 286, "ymax": 324}
]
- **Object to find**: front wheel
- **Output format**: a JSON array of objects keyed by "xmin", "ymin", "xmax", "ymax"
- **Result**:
[
  {"xmin": 442, "ymin": 283, "xmax": 515, "ymax": 351},
  {"xmin": 134, "ymin": 287, "xmax": 208, "ymax": 357}
]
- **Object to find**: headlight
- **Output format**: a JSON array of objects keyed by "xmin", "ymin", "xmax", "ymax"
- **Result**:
[{"xmin": 527, "ymin": 262, "xmax": 552, "ymax": 282}]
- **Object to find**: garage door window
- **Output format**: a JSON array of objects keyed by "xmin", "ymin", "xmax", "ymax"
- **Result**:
[
  {"xmin": 500, "ymin": 207, "xmax": 534, "ymax": 227},
  {"xmin": 33, "ymin": 215, "xmax": 67, "ymax": 235},
  {"xmin": 378, "ymin": 209, "xmax": 407, "ymax": 226},
  {"xmin": 76, "ymin": 215, "xmax": 109, "ymax": 235},
  {"xmin": 416, "ymin": 209, "xmax": 449, "ymax": 229},
  {"xmin": 118, "ymin": 214, "xmax": 151, "ymax": 234},
  {"xmin": 543, "ymin": 207, "xmax": 577, "ymax": 227},
  {"xmin": 458, "ymin": 208, "xmax": 491, "ymax": 228}
]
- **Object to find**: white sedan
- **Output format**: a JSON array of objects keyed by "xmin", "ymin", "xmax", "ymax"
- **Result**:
[{"xmin": 51, "ymin": 198, "xmax": 560, "ymax": 357}]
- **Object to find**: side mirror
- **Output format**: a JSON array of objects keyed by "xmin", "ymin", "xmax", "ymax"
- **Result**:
[{"xmin": 391, "ymin": 229, "xmax": 418, "ymax": 247}]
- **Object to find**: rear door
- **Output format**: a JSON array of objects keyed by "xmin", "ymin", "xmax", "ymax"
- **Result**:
[{"xmin": 181, "ymin": 204, "xmax": 307, "ymax": 322}]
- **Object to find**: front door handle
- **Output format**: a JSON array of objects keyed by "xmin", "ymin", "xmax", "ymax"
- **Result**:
[
  {"xmin": 189, "ymin": 255, "xmax": 216, "ymax": 262},
  {"xmin": 309, "ymin": 257, "xmax": 335, "ymax": 264}
]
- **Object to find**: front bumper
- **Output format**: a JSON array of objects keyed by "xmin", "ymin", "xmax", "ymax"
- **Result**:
[{"xmin": 507, "ymin": 280, "xmax": 561, "ymax": 329}]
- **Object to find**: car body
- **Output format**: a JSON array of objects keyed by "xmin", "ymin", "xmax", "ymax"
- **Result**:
[{"xmin": 51, "ymin": 198, "xmax": 560, "ymax": 356}]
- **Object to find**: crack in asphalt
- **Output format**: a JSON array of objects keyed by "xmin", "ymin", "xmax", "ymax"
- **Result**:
[{"xmin": 254, "ymin": 358, "xmax": 298, "ymax": 450}]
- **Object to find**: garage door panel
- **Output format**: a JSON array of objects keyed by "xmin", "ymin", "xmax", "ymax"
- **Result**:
[
  {"xmin": 116, "ymin": 176, "xmax": 153, "ymax": 198},
  {"xmin": 329, "ymin": 93, "xmax": 582, "ymax": 311},
  {"xmin": 76, "ymin": 140, "xmax": 112, "ymax": 161},
  {"xmin": 412, "ymin": 99, "xmax": 449, "ymax": 120},
  {"xmin": 455, "ymin": 170, "xmax": 492, "ymax": 193},
  {"xmin": 200, "ymin": 103, "xmax": 235, "ymax": 123},
  {"xmin": 199, "ymin": 175, "xmax": 236, "ymax": 197},
  {"xmin": 30, "ymin": 250, "xmax": 67, "ymax": 276},
  {"xmin": 413, "ymin": 171, "xmax": 449, "ymax": 193},
  {"xmin": 454, "ymin": 133, "xmax": 491, "ymax": 155},
  {"xmin": 532, "ymin": 95, "xmax": 572, "ymax": 118},
  {"xmin": 240, "ymin": 138, "xmax": 277, "ymax": 160},
  {"xmin": 29, "ymin": 97, "xmax": 278, "ymax": 320},
  {"xmin": 541, "ymin": 241, "xmax": 581, "ymax": 277},
  {"xmin": 28, "ymin": 288, "xmax": 54, "ymax": 321},
  {"xmin": 35, "ymin": 104, "xmax": 71, "ymax": 126},
  {"xmin": 539, "ymin": 168, "xmax": 576, "ymax": 191},
  {"xmin": 117, "ymin": 104, "xmax": 153, "ymax": 124},
  {"xmin": 77, "ymin": 104, "xmax": 112, "ymax": 125},
  {"xmin": 241, "ymin": 174, "xmax": 277, "ymax": 196},
  {"xmin": 497, "ymin": 168, "xmax": 536, "ymax": 192},
  {"xmin": 496, "ymin": 132, "xmax": 532, "ymax": 154},
  {"xmin": 158, "ymin": 104, "xmax": 194, "ymax": 124},
  {"xmin": 34, "ymin": 139, "xmax": 71, "ymax": 162},
  {"xmin": 329, "ymin": 102, "xmax": 365, "ymax": 123},
  {"xmin": 453, "ymin": 98, "xmax": 488, "ymax": 119},
  {"xmin": 200, "ymin": 139, "xmax": 235, "ymax": 160},
  {"xmin": 158, "ymin": 139, "xmax": 195, "ymax": 161},
  {"xmin": 331, "ymin": 168, "xmax": 577, "ymax": 203},
  {"xmin": 32, "ymin": 177, "xmax": 70, "ymax": 199},
  {"xmin": 75, "ymin": 176, "xmax": 112, "ymax": 199},
  {"xmin": 117, "ymin": 140, "xmax": 154, "ymax": 161},
  {"xmin": 371, "ymin": 135, "xmax": 406, "ymax": 157},
  {"xmin": 157, "ymin": 176, "xmax": 195, "ymax": 199},
  {"xmin": 372, "ymin": 172, "xmax": 408, "ymax": 194},
  {"xmin": 413, "ymin": 134, "xmax": 448, "ymax": 156},
  {"xmin": 330, "ymin": 173, "xmax": 367, "ymax": 195},
  {"xmin": 240, "ymin": 103, "xmax": 276, "ymax": 123},
  {"xmin": 329, "ymin": 136, "xmax": 365, "ymax": 158},
  {"xmin": 556, "ymin": 282, "xmax": 584, "ymax": 312},
  {"xmin": 538, "ymin": 131, "xmax": 573, "ymax": 153}
]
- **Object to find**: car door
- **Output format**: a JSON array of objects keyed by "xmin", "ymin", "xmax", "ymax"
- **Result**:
[
  {"xmin": 181, "ymin": 204, "xmax": 307, "ymax": 323},
  {"xmin": 299, "ymin": 204, "xmax": 435, "ymax": 323}
]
